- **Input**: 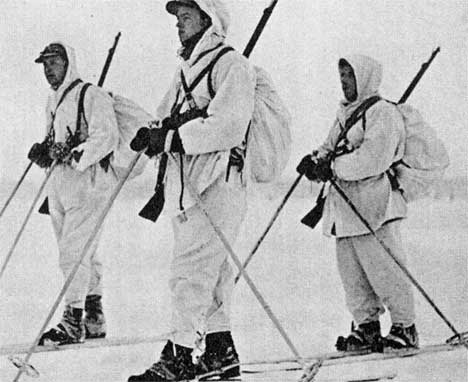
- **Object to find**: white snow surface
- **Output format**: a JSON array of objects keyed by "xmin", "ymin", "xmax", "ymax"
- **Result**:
[{"xmin": 0, "ymin": 180, "xmax": 466, "ymax": 381}]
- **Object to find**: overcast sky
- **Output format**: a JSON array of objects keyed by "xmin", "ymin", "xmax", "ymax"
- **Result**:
[{"xmin": 1, "ymin": 0, "xmax": 466, "ymax": 182}]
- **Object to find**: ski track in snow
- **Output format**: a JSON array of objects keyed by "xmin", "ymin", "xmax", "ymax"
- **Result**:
[{"xmin": 0, "ymin": 183, "xmax": 466, "ymax": 381}]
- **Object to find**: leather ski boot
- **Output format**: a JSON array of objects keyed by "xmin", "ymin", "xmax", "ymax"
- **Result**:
[
  {"xmin": 336, "ymin": 321, "xmax": 383, "ymax": 352},
  {"xmin": 84, "ymin": 294, "xmax": 106, "ymax": 339},
  {"xmin": 38, "ymin": 305, "xmax": 85, "ymax": 346},
  {"xmin": 128, "ymin": 340, "xmax": 195, "ymax": 381}
]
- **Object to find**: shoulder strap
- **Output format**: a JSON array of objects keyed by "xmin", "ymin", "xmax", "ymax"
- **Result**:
[
  {"xmin": 335, "ymin": 95, "xmax": 382, "ymax": 147},
  {"xmin": 76, "ymin": 82, "xmax": 92, "ymax": 135},
  {"xmin": 56, "ymin": 78, "xmax": 83, "ymax": 111},
  {"xmin": 179, "ymin": 46, "xmax": 235, "ymax": 106},
  {"xmin": 345, "ymin": 95, "xmax": 382, "ymax": 130},
  {"xmin": 207, "ymin": 46, "xmax": 235, "ymax": 99},
  {"xmin": 47, "ymin": 78, "xmax": 83, "ymax": 142}
]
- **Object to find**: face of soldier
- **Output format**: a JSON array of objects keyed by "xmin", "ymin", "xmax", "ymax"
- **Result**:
[
  {"xmin": 339, "ymin": 64, "xmax": 358, "ymax": 102},
  {"xmin": 43, "ymin": 56, "xmax": 67, "ymax": 90},
  {"xmin": 175, "ymin": 5, "xmax": 208, "ymax": 43}
]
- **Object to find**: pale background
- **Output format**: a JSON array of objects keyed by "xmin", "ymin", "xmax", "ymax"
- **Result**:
[
  {"xmin": 0, "ymin": 0, "xmax": 467, "ymax": 182},
  {"xmin": 0, "ymin": 1, "xmax": 467, "ymax": 381}
]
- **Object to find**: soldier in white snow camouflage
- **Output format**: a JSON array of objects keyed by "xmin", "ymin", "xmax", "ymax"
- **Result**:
[
  {"xmin": 298, "ymin": 54, "xmax": 418, "ymax": 352},
  {"xmin": 127, "ymin": 1, "xmax": 256, "ymax": 381},
  {"xmin": 29, "ymin": 42, "xmax": 118, "ymax": 346}
]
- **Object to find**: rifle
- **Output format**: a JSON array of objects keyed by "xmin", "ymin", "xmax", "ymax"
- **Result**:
[
  {"xmin": 98, "ymin": 32, "xmax": 121, "ymax": 87},
  {"xmin": 235, "ymin": 47, "xmax": 442, "ymax": 281},
  {"xmin": 140, "ymin": 0, "xmax": 281, "ymax": 222},
  {"xmin": 301, "ymin": 47, "xmax": 441, "ymax": 228},
  {"xmin": 38, "ymin": 32, "xmax": 122, "ymax": 215},
  {"xmin": 399, "ymin": 47, "xmax": 440, "ymax": 104},
  {"xmin": 243, "ymin": 0, "xmax": 279, "ymax": 58}
]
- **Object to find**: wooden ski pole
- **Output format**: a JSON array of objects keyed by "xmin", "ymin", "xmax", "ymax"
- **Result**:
[
  {"xmin": 234, "ymin": 174, "xmax": 303, "ymax": 283},
  {"xmin": 237, "ymin": 47, "xmax": 443, "ymax": 281},
  {"xmin": 0, "ymin": 161, "xmax": 57, "ymax": 282},
  {"xmin": 330, "ymin": 179, "xmax": 467, "ymax": 347},
  {"xmin": 2, "ymin": 33, "xmax": 123, "ymax": 284},
  {"xmin": 1, "ymin": 33, "xmax": 122, "ymax": 223},
  {"xmin": 11, "ymin": 152, "xmax": 143, "ymax": 382},
  {"xmin": 0, "ymin": 162, "xmax": 33, "ymax": 220},
  {"xmin": 169, "ymin": 154, "xmax": 305, "ymax": 367}
]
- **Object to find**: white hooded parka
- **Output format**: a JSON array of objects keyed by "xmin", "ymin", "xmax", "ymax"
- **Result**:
[
  {"xmin": 156, "ymin": 0, "xmax": 256, "ymax": 214},
  {"xmin": 42, "ymin": 42, "xmax": 118, "ymax": 309},
  {"xmin": 319, "ymin": 55, "xmax": 407, "ymax": 238}
]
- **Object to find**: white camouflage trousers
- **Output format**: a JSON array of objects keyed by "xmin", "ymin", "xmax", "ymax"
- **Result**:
[
  {"xmin": 336, "ymin": 220, "xmax": 415, "ymax": 327},
  {"xmin": 48, "ymin": 164, "xmax": 115, "ymax": 310},
  {"xmin": 169, "ymin": 176, "xmax": 246, "ymax": 348}
]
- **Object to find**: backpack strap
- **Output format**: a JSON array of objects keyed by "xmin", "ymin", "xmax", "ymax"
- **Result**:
[
  {"xmin": 179, "ymin": 46, "xmax": 235, "ymax": 109},
  {"xmin": 335, "ymin": 95, "xmax": 382, "ymax": 151},
  {"xmin": 76, "ymin": 82, "xmax": 92, "ymax": 136},
  {"xmin": 207, "ymin": 46, "xmax": 235, "ymax": 99},
  {"xmin": 47, "ymin": 78, "xmax": 83, "ymax": 143}
]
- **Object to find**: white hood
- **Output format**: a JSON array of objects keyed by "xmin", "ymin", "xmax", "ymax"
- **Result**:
[
  {"xmin": 49, "ymin": 41, "xmax": 81, "ymax": 95},
  {"xmin": 194, "ymin": 0, "xmax": 230, "ymax": 37},
  {"xmin": 340, "ymin": 54, "xmax": 382, "ymax": 106},
  {"xmin": 174, "ymin": 0, "xmax": 231, "ymax": 62}
]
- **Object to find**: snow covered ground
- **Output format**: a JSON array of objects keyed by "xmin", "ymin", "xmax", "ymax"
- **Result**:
[{"xmin": 0, "ymin": 178, "xmax": 466, "ymax": 381}]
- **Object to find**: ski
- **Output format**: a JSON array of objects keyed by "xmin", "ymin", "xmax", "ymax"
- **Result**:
[
  {"xmin": 182, "ymin": 363, "xmax": 241, "ymax": 381},
  {"xmin": 297, "ymin": 342, "xmax": 464, "ymax": 381},
  {"xmin": 242, "ymin": 340, "xmax": 465, "ymax": 377},
  {"xmin": 0, "ymin": 331, "xmax": 172, "ymax": 356}
]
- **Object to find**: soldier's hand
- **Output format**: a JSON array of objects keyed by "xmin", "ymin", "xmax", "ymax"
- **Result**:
[
  {"xmin": 297, "ymin": 154, "xmax": 319, "ymax": 181},
  {"xmin": 28, "ymin": 142, "xmax": 53, "ymax": 168},
  {"xmin": 130, "ymin": 127, "xmax": 170, "ymax": 158},
  {"xmin": 314, "ymin": 157, "xmax": 333, "ymax": 182},
  {"xmin": 28, "ymin": 143, "xmax": 44, "ymax": 162},
  {"xmin": 130, "ymin": 127, "xmax": 150, "ymax": 152}
]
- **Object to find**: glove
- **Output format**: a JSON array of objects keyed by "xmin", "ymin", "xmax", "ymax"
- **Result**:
[
  {"xmin": 49, "ymin": 142, "xmax": 71, "ymax": 163},
  {"xmin": 314, "ymin": 157, "xmax": 333, "ymax": 182},
  {"xmin": 296, "ymin": 154, "xmax": 318, "ymax": 181},
  {"xmin": 130, "ymin": 127, "xmax": 184, "ymax": 158},
  {"xmin": 130, "ymin": 127, "xmax": 151, "ymax": 152},
  {"xmin": 28, "ymin": 142, "xmax": 53, "ymax": 168},
  {"xmin": 296, "ymin": 153, "xmax": 333, "ymax": 182}
]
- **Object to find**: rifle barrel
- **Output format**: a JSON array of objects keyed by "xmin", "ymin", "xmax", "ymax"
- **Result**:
[
  {"xmin": 98, "ymin": 32, "xmax": 122, "ymax": 87},
  {"xmin": 242, "ymin": 0, "xmax": 279, "ymax": 58},
  {"xmin": 398, "ymin": 47, "xmax": 440, "ymax": 104}
]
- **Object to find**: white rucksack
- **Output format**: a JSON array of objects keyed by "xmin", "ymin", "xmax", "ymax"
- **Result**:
[
  {"xmin": 391, "ymin": 103, "xmax": 449, "ymax": 202},
  {"xmin": 78, "ymin": 84, "xmax": 152, "ymax": 180},
  {"xmin": 109, "ymin": 94, "xmax": 152, "ymax": 179},
  {"xmin": 182, "ymin": 46, "xmax": 292, "ymax": 183},
  {"xmin": 247, "ymin": 66, "xmax": 292, "ymax": 183}
]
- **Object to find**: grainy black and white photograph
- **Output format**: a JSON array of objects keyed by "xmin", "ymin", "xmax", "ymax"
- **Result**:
[{"xmin": 0, "ymin": 1, "xmax": 467, "ymax": 381}]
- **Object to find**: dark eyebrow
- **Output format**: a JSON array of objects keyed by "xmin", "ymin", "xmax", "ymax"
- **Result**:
[{"xmin": 178, "ymin": 11, "xmax": 191, "ymax": 17}]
